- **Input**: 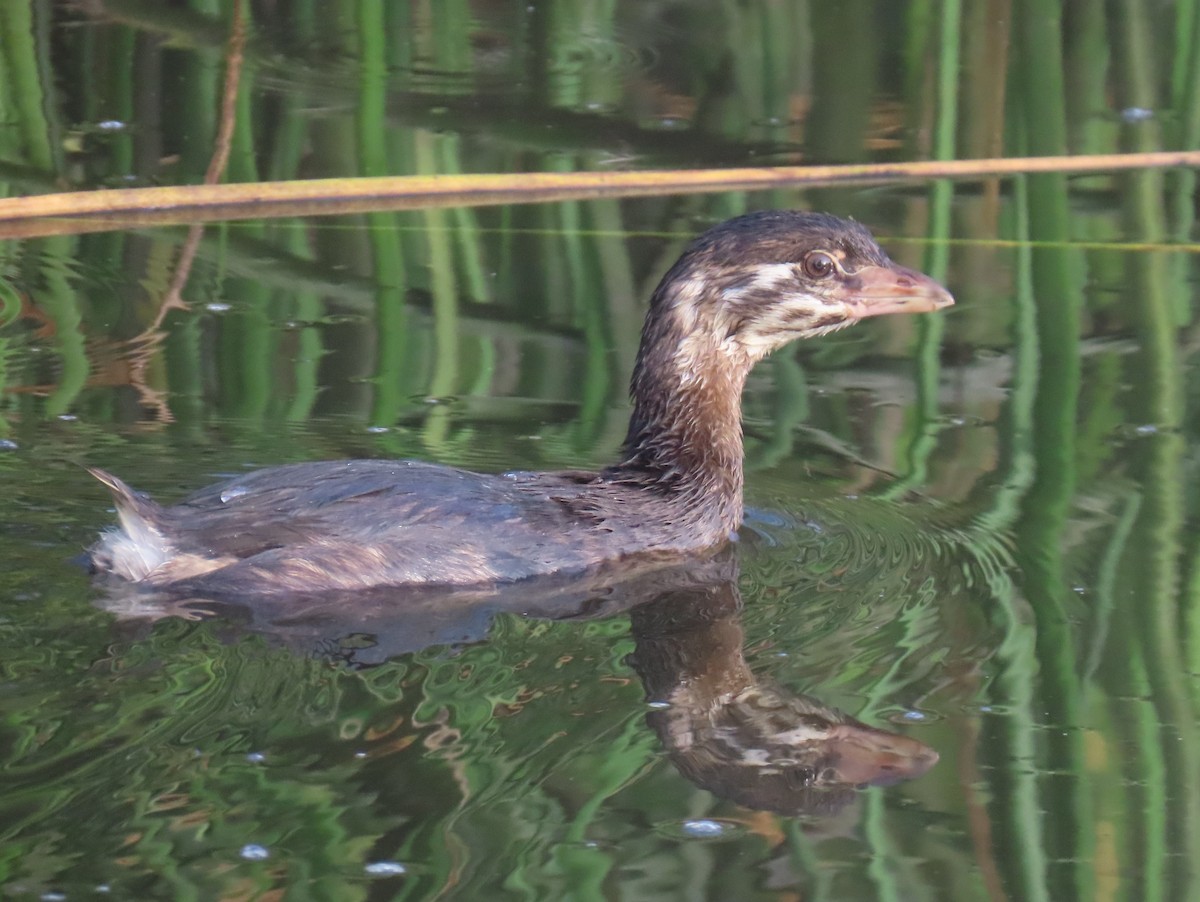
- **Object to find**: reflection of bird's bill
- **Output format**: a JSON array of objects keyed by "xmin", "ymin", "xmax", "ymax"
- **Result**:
[
  {"xmin": 825, "ymin": 720, "xmax": 940, "ymax": 787},
  {"xmin": 843, "ymin": 264, "xmax": 955, "ymax": 320}
]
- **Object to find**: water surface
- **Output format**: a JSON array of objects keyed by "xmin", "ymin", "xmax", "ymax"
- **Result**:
[{"xmin": 2, "ymin": 2, "xmax": 1199, "ymax": 900}]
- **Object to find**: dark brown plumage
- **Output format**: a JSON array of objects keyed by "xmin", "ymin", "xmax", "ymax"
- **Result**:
[{"xmin": 89, "ymin": 211, "xmax": 952, "ymax": 594}]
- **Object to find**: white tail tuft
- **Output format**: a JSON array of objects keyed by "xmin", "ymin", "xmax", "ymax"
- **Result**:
[{"xmin": 89, "ymin": 468, "xmax": 173, "ymax": 581}]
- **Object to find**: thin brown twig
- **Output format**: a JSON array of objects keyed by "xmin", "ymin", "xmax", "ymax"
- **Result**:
[
  {"xmin": 125, "ymin": 0, "xmax": 246, "ymax": 420},
  {"xmin": 154, "ymin": 0, "xmax": 245, "ymax": 326}
]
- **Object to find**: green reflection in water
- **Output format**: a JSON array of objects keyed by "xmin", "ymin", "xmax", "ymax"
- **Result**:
[{"xmin": 1, "ymin": 1, "xmax": 1200, "ymax": 900}]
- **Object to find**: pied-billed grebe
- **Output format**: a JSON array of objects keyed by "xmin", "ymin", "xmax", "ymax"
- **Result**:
[{"xmin": 89, "ymin": 211, "xmax": 953, "ymax": 594}]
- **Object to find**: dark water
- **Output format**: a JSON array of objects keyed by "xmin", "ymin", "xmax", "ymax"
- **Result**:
[{"xmin": 2, "ymin": 2, "xmax": 1199, "ymax": 900}]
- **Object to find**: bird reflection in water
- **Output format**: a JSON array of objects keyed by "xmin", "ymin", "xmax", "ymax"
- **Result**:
[
  {"xmin": 627, "ymin": 577, "xmax": 938, "ymax": 816},
  {"xmin": 97, "ymin": 552, "xmax": 937, "ymax": 817}
]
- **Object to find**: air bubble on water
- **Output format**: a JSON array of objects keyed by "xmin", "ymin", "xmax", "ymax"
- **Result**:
[{"xmin": 365, "ymin": 861, "xmax": 407, "ymax": 876}]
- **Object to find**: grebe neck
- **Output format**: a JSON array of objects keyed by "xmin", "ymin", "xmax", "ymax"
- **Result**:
[{"xmin": 609, "ymin": 284, "xmax": 752, "ymax": 532}]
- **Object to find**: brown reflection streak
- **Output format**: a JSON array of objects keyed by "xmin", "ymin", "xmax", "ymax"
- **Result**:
[
  {"xmin": 960, "ymin": 715, "xmax": 1009, "ymax": 902},
  {"xmin": 964, "ymin": 0, "xmax": 1011, "ymax": 220},
  {"xmin": 124, "ymin": 0, "xmax": 246, "ymax": 421},
  {"xmin": 941, "ymin": 585, "xmax": 1008, "ymax": 901},
  {"xmin": 156, "ymin": 0, "xmax": 246, "ymax": 322}
]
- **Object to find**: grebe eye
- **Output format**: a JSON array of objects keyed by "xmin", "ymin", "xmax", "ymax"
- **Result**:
[{"xmin": 803, "ymin": 251, "xmax": 836, "ymax": 279}]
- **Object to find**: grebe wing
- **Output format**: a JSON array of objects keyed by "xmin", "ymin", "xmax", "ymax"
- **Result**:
[{"xmin": 161, "ymin": 459, "xmax": 595, "ymax": 554}]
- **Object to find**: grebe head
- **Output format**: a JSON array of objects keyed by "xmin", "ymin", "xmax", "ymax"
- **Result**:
[
  {"xmin": 646, "ymin": 210, "xmax": 954, "ymax": 363},
  {"xmin": 620, "ymin": 211, "xmax": 953, "ymax": 500}
]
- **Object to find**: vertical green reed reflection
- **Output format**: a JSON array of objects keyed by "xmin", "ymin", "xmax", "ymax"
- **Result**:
[
  {"xmin": 881, "ymin": 0, "xmax": 958, "ymax": 501},
  {"xmin": 0, "ymin": 2, "xmax": 57, "ymax": 174},
  {"xmin": 574, "ymin": 199, "xmax": 637, "ymax": 456},
  {"xmin": 865, "ymin": 4, "xmax": 961, "ymax": 898},
  {"xmin": 417, "ymin": 165, "xmax": 461, "ymax": 451},
  {"xmin": 36, "ymin": 243, "xmax": 88, "ymax": 418},
  {"xmin": 265, "ymin": 7, "xmax": 325, "ymax": 442},
  {"xmin": 1169, "ymin": 0, "xmax": 1200, "ymax": 271},
  {"xmin": 0, "ymin": 10, "xmax": 23, "ymax": 429},
  {"xmin": 0, "ymin": 278, "xmax": 15, "ymax": 432},
  {"xmin": 409, "ymin": 0, "xmax": 487, "ymax": 453},
  {"xmin": 1116, "ymin": 0, "xmax": 1200, "ymax": 887},
  {"xmin": 806, "ymin": 0, "xmax": 874, "ymax": 165},
  {"xmin": 1106, "ymin": 167, "xmax": 1193, "ymax": 902},
  {"xmin": 1011, "ymin": 3, "xmax": 1093, "ymax": 900},
  {"xmin": 359, "ymin": 0, "xmax": 409, "ymax": 430},
  {"xmin": 0, "ymin": 6, "xmax": 89, "ymax": 417},
  {"xmin": 1114, "ymin": 6, "xmax": 1198, "ymax": 897},
  {"xmin": 973, "ymin": 176, "xmax": 1048, "ymax": 902},
  {"xmin": 176, "ymin": 0, "xmax": 220, "ymax": 175}
]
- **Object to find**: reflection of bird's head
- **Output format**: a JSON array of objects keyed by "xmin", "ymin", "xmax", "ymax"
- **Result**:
[
  {"xmin": 657, "ymin": 682, "xmax": 940, "ymax": 817},
  {"xmin": 628, "ymin": 583, "xmax": 939, "ymax": 817},
  {"xmin": 644, "ymin": 210, "xmax": 955, "ymax": 363}
]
